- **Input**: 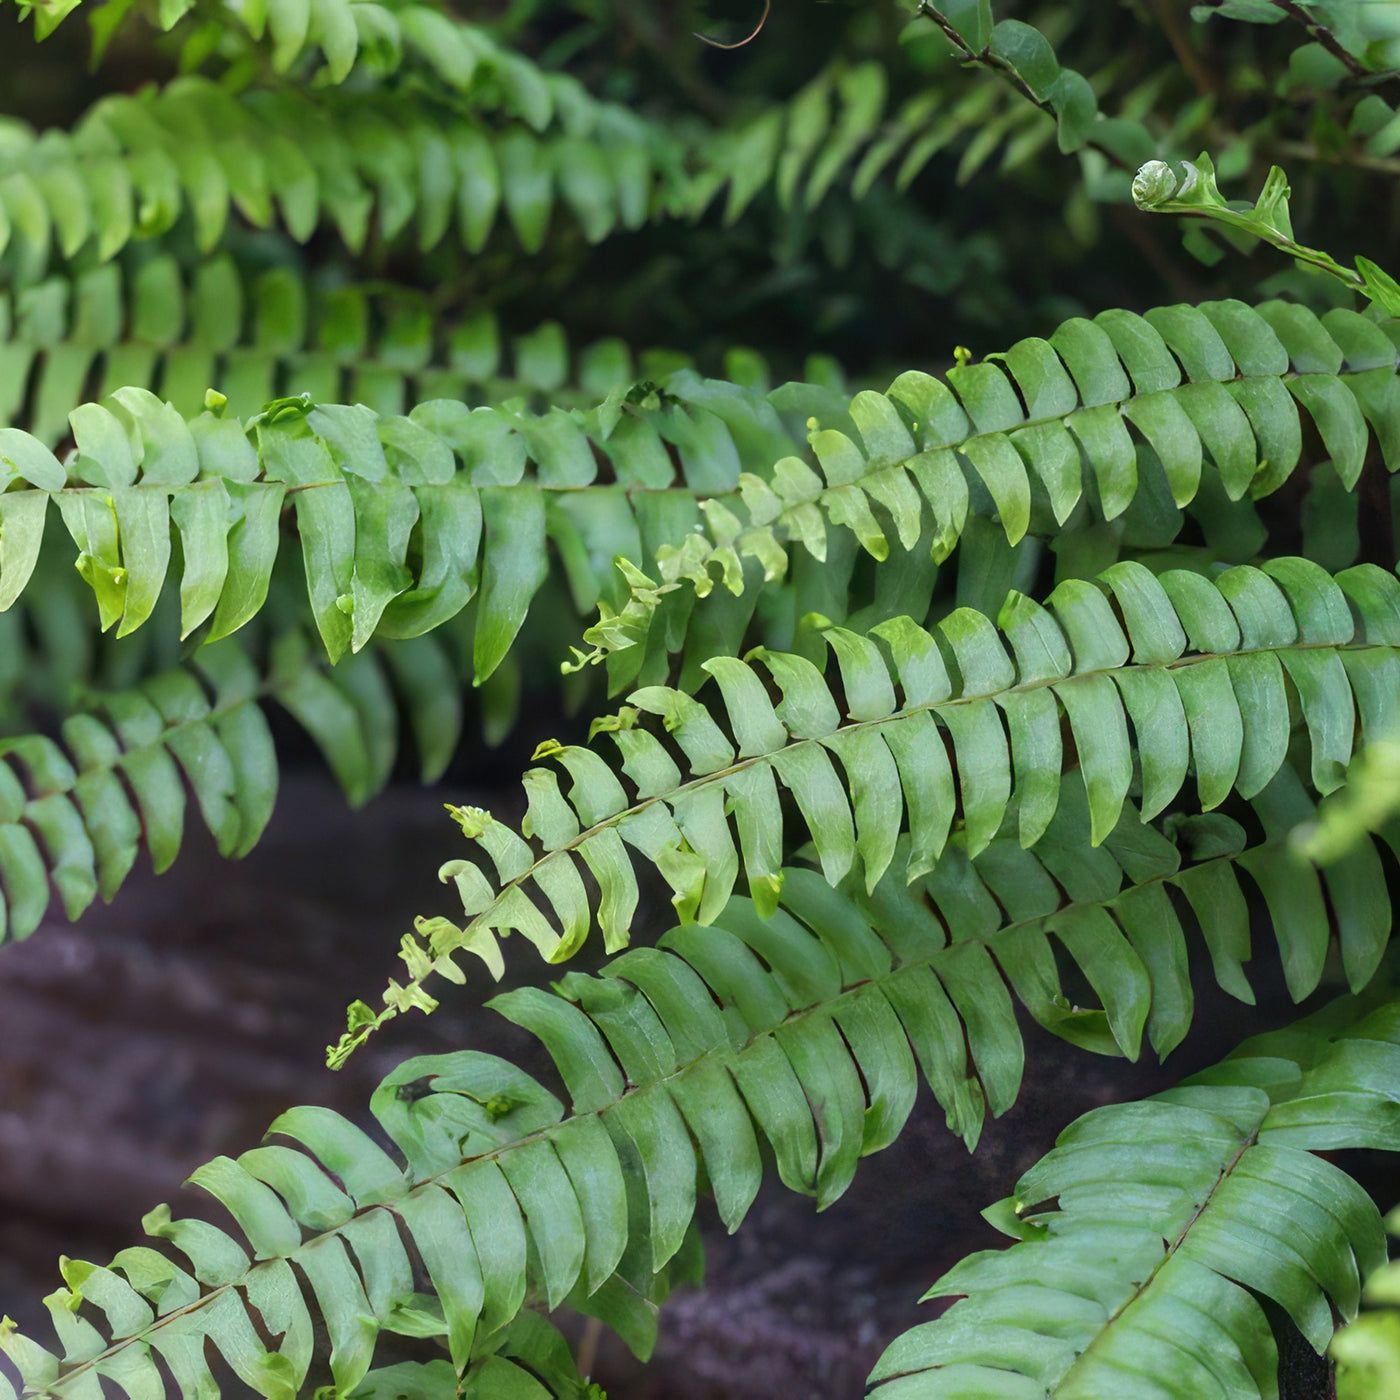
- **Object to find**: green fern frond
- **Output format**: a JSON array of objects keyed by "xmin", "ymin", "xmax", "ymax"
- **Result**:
[
  {"xmin": 0, "ymin": 640, "xmax": 275, "ymax": 940},
  {"xmin": 576, "ymin": 297, "xmax": 1400, "ymax": 679},
  {"xmin": 867, "ymin": 989, "xmax": 1400, "ymax": 1395},
  {"xmin": 679, "ymin": 55, "xmax": 1065, "ymax": 223},
  {"xmin": 12, "ymin": 0, "xmax": 615, "ymax": 132},
  {"xmin": 4, "ymin": 295, "xmax": 1391, "ymax": 716},
  {"xmin": 0, "ymin": 256, "xmax": 710, "ymax": 443},
  {"xmin": 0, "ymin": 76, "xmax": 661, "ymax": 283},
  {"xmin": 377, "ymin": 551, "xmax": 1400, "ymax": 1033},
  {"xmin": 0, "ymin": 372, "xmax": 803, "ymax": 674},
  {"xmin": 0, "ymin": 620, "xmax": 466, "ymax": 944},
  {"xmin": 7, "ymin": 855, "xmax": 1399, "ymax": 1399}
]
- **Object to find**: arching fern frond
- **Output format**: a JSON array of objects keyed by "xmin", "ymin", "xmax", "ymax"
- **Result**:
[
  {"xmin": 0, "ymin": 372, "xmax": 802, "ymax": 676},
  {"xmin": 0, "ymin": 256, "xmax": 710, "ymax": 443},
  {"xmin": 677, "ymin": 54, "xmax": 1072, "ymax": 224},
  {"xmin": 867, "ymin": 989, "xmax": 1400, "ymax": 1396},
  {"xmin": 0, "ymin": 621, "xmax": 466, "ymax": 944},
  {"xmin": 574, "ymin": 297, "xmax": 1400, "ymax": 681},
  {"xmin": 0, "ymin": 640, "xmax": 275, "ymax": 941},
  {"xmin": 5, "ymin": 849, "xmax": 1398, "ymax": 1399},
  {"xmin": 358, "ymin": 552, "xmax": 1400, "ymax": 1040},
  {"xmin": 3, "ymin": 296, "xmax": 1392, "ymax": 697},
  {"xmin": 0, "ymin": 76, "xmax": 662, "ymax": 285}
]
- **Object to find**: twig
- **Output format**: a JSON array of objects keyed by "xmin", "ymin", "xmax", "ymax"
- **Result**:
[
  {"xmin": 1269, "ymin": 0, "xmax": 1371, "ymax": 80},
  {"xmin": 1144, "ymin": 0, "xmax": 1214, "ymax": 95},
  {"xmin": 695, "ymin": 0, "xmax": 770, "ymax": 50},
  {"xmin": 1275, "ymin": 137, "xmax": 1400, "ymax": 179},
  {"xmin": 914, "ymin": 0, "xmax": 1134, "ymax": 172},
  {"xmin": 914, "ymin": 0, "xmax": 1048, "ymax": 114},
  {"xmin": 576, "ymin": 1315, "xmax": 604, "ymax": 1379}
]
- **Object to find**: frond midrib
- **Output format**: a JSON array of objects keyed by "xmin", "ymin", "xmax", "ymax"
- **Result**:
[{"xmin": 1052, "ymin": 1125, "xmax": 1260, "ymax": 1388}]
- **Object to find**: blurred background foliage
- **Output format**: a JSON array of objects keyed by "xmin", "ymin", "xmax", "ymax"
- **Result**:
[{"xmin": 7, "ymin": 0, "xmax": 1395, "ymax": 397}]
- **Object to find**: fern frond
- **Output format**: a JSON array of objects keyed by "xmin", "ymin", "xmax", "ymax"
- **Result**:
[
  {"xmin": 0, "ymin": 373, "xmax": 803, "ymax": 675},
  {"xmin": 0, "ymin": 621, "xmax": 465, "ymax": 944},
  {"xmin": 0, "ymin": 640, "xmax": 275, "ymax": 940},
  {"xmin": 369, "ymin": 551, "xmax": 1400, "ymax": 1037},
  {"xmin": 679, "ymin": 55, "xmax": 1066, "ymax": 224},
  {"xmin": 13, "ymin": 0, "xmax": 618, "ymax": 134},
  {"xmin": 576, "ymin": 297, "xmax": 1400, "ymax": 679},
  {"xmin": 867, "ymin": 989, "xmax": 1400, "ymax": 1395},
  {"xmin": 7, "ymin": 859, "xmax": 1398, "ymax": 1399},
  {"xmin": 0, "ymin": 256, "xmax": 709, "ymax": 443},
  {"xmin": 5, "ymin": 296, "xmax": 1391, "ymax": 698},
  {"xmin": 0, "ymin": 76, "xmax": 661, "ymax": 284}
]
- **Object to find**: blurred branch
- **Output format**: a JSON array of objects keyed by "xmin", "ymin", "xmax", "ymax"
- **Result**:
[
  {"xmin": 1143, "ymin": 0, "xmax": 1214, "ymax": 95},
  {"xmin": 1270, "ymin": 0, "xmax": 1371, "ymax": 79}
]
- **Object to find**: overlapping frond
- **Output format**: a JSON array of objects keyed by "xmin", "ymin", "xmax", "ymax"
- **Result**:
[
  {"xmin": 0, "ymin": 371, "xmax": 804, "ymax": 676},
  {"xmin": 6, "ymin": 831, "xmax": 1398, "ymax": 1399},
  {"xmin": 12, "ymin": 0, "xmax": 617, "ymax": 133},
  {"xmin": 0, "ymin": 641, "xmax": 274, "ymax": 941},
  {"xmin": 0, "ymin": 622, "xmax": 465, "ymax": 944},
  {"xmin": 679, "ymin": 52, "xmax": 1075, "ymax": 225},
  {"xmin": 867, "ymin": 991, "xmax": 1400, "ymax": 1396},
  {"xmin": 0, "ymin": 75, "xmax": 661, "ymax": 286},
  {"xmin": 0, "ymin": 256, "xmax": 713, "ymax": 442},
  {"xmin": 576, "ymin": 298, "xmax": 1400, "ymax": 681},
  {"xmin": 357, "ymin": 551, "xmax": 1400, "ymax": 1043},
  {"xmin": 4, "ymin": 296, "xmax": 1384, "ymax": 694}
]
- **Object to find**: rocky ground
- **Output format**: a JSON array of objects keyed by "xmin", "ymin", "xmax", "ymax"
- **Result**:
[{"xmin": 0, "ymin": 770, "xmax": 1350, "ymax": 1398}]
